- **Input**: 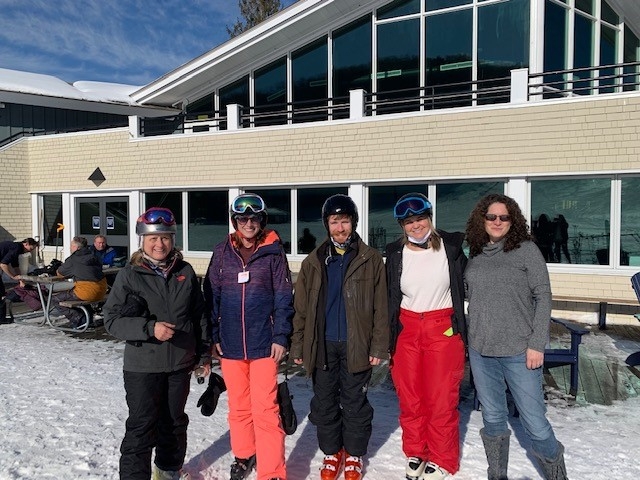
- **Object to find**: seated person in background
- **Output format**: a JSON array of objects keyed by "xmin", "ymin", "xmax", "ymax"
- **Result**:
[
  {"xmin": 90, "ymin": 235, "xmax": 117, "ymax": 266},
  {"xmin": 52, "ymin": 236, "xmax": 107, "ymax": 327}
]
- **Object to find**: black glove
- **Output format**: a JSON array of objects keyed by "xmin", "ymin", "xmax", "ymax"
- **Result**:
[
  {"xmin": 277, "ymin": 380, "xmax": 298, "ymax": 435},
  {"xmin": 197, "ymin": 372, "xmax": 226, "ymax": 417},
  {"xmin": 120, "ymin": 292, "xmax": 150, "ymax": 318}
]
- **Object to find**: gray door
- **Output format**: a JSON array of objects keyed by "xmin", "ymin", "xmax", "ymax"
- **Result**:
[{"xmin": 76, "ymin": 197, "xmax": 129, "ymax": 260}]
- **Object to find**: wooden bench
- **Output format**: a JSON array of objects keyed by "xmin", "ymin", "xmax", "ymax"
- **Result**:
[
  {"xmin": 553, "ymin": 295, "xmax": 638, "ymax": 330},
  {"xmin": 57, "ymin": 296, "xmax": 108, "ymax": 333},
  {"xmin": 473, "ymin": 316, "xmax": 590, "ymax": 410}
]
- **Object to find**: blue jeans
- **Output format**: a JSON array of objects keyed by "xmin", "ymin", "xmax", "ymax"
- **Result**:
[{"xmin": 469, "ymin": 347, "xmax": 559, "ymax": 459}]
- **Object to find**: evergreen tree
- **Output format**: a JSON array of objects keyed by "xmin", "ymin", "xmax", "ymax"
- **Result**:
[{"xmin": 227, "ymin": 0, "xmax": 284, "ymax": 38}]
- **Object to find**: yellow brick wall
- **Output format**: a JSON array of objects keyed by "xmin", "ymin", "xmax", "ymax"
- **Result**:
[
  {"xmin": 22, "ymin": 96, "xmax": 640, "ymax": 194},
  {"xmin": 0, "ymin": 140, "xmax": 32, "ymax": 242},
  {"xmin": 4, "ymin": 94, "xmax": 640, "ymax": 312}
]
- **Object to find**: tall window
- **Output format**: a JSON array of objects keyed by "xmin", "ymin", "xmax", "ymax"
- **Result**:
[
  {"xmin": 187, "ymin": 191, "xmax": 229, "ymax": 251},
  {"xmin": 297, "ymin": 187, "xmax": 348, "ymax": 253},
  {"xmin": 426, "ymin": 8, "xmax": 473, "ymax": 109},
  {"xmin": 477, "ymin": 0, "xmax": 530, "ymax": 103},
  {"xmin": 219, "ymin": 76, "xmax": 250, "ymax": 129},
  {"xmin": 574, "ymin": 12, "xmax": 595, "ymax": 94},
  {"xmin": 599, "ymin": 24, "xmax": 618, "ymax": 93},
  {"xmin": 145, "ymin": 192, "xmax": 183, "ymax": 248},
  {"xmin": 544, "ymin": 0, "xmax": 569, "ymax": 98},
  {"xmin": 623, "ymin": 26, "xmax": 640, "ymax": 92},
  {"xmin": 531, "ymin": 178, "xmax": 611, "ymax": 265},
  {"xmin": 376, "ymin": 17, "xmax": 421, "ymax": 113},
  {"xmin": 292, "ymin": 37, "xmax": 328, "ymax": 123},
  {"xmin": 333, "ymin": 16, "xmax": 372, "ymax": 119},
  {"xmin": 254, "ymin": 58, "xmax": 287, "ymax": 126},
  {"xmin": 620, "ymin": 177, "xmax": 640, "ymax": 266}
]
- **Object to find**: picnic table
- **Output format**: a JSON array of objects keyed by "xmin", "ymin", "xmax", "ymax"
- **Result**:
[{"xmin": 15, "ymin": 275, "xmax": 74, "ymax": 329}]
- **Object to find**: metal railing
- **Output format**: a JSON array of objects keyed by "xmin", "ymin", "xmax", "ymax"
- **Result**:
[{"xmin": 528, "ymin": 60, "xmax": 640, "ymax": 99}]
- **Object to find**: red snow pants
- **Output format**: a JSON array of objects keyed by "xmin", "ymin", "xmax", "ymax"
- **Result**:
[{"xmin": 390, "ymin": 307, "xmax": 465, "ymax": 474}]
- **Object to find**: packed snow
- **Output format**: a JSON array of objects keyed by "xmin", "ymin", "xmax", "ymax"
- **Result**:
[
  {"xmin": 0, "ymin": 68, "xmax": 141, "ymax": 105},
  {"xmin": 1, "ymin": 321, "xmax": 639, "ymax": 480}
]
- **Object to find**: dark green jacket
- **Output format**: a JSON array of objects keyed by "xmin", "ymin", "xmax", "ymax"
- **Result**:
[{"xmin": 291, "ymin": 235, "xmax": 389, "ymax": 374}]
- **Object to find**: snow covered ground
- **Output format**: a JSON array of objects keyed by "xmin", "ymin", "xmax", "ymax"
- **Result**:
[{"xmin": 1, "ymin": 322, "xmax": 639, "ymax": 480}]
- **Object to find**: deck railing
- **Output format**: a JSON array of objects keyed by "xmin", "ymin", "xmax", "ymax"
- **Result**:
[{"xmin": 131, "ymin": 60, "xmax": 640, "ymax": 138}]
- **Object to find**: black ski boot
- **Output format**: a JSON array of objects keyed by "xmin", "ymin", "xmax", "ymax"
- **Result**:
[{"xmin": 230, "ymin": 454, "xmax": 256, "ymax": 480}]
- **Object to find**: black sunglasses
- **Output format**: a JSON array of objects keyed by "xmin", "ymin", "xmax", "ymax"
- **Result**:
[{"xmin": 484, "ymin": 213, "xmax": 511, "ymax": 222}]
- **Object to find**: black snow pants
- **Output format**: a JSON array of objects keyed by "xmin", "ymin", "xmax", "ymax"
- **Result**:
[
  {"xmin": 309, "ymin": 341, "xmax": 374, "ymax": 457},
  {"xmin": 119, "ymin": 367, "xmax": 191, "ymax": 479}
]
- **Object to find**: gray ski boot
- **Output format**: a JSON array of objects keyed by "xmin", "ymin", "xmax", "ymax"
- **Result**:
[
  {"xmin": 533, "ymin": 442, "xmax": 568, "ymax": 480},
  {"xmin": 480, "ymin": 428, "xmax": 510, "ymax": 480}
]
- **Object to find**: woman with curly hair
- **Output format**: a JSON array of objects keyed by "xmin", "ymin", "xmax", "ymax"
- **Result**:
[{"xmin": 464, "ymin": 194, "xmax": 567, "ymax": 480}]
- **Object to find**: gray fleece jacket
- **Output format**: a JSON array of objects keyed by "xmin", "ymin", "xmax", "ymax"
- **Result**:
[{"xmin": 464, "ymin": 239, "xmax": 552, "ymax": 356}]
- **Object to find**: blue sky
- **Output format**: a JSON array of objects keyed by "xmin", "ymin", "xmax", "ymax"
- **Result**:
[{"xmin": 0, "ymin": 0, "xmax": 297, "ymax": 86}]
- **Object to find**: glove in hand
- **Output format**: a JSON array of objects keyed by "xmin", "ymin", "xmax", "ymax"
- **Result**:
[{"xmin": 120, "ymin": 292, "xmax": 150, "ymax": 318}]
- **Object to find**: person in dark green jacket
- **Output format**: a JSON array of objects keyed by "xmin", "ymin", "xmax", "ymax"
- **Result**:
[{"xmin": 104, "ymin": 207, "xmax": 211, "ymax": 480}]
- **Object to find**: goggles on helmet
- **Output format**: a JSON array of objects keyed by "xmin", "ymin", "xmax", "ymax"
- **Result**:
[
  {"xmin": 393, "ymin": 196, "xmax": 432, "ymax": 220},
  {"xmin": 138, "ymin": 207, "xmax": 176, "ymax": 226},
  {"xmin": 231, "ymin": 195, "xmax": 266, "ymax": 215}
]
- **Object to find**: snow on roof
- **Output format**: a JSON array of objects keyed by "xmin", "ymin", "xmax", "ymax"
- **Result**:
[{"xmin": 0, "ymin": 68, "xmax": 141, "ymax": 105}]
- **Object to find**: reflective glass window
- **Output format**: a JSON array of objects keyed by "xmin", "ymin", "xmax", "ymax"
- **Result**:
[
  {"xmin": 377, "ymin": 0, "xmax": 420, "ymax": 20},
  {"xmin": 621, "ymin": 177, "xmax": 640, "ymax": 266},
  {"xmin": 42, "ymin": 195, "xmax": 63, "ymax": 246},
  {"xmin": 368, "ymin": 185, "xmax": 426, "ymax": 253},
  {"xmin": 186, "ymin": 95, "xmax": 214, "ymax": 116},
  {"xmin": 601, "ymin": 1, "xmax": 618, "ymax": 26},
  {"xmin": 188, "ymin": 191, "xmax": 229, "ymax": 251},
  {"xmin": 623, "ymin": 26, "xmax": 640, "ymax": 92},
  {"xmin": 575, "ymin": 0, "xmax": 593, "ymax": 16},
  {"xmin": 573, "ymin": 13, "xmax": 595, "ymax": 95},
  {"xmin": 292, "ymin": 37, "xmax": 328, "ymax": 123},
  {"xmin": 220, "ymin": 76, "xmax": 250, "ymax": 129},
  {"xmin": 297, "ymin": 187, "xmax": 348, "ymax": 252},
  {"xmin": 477, "ymin": 0, "xmax": 529, "ymax": 104},
  {"xmin": 531, "ymin": 178, "xmax": 611, "ymax": 265},
  {"xmin": 599, "ymin": 24, "xmax": 618, "ymax": 93},
  {"xmin": 253, "ymin": 189, "xmax": 292, "ymax": 254},
  {"xmin": 426, "ymin": 8, "xmax": 473, "ymax": 109},
  {"xmin": 376, "ymin": 18, "xmax": 421, "ymax": 113},
  {"xmin": 543, "ymin": 0, "xmax": 569, "ymax": 98},
  {"xmin": 435, "ymin": 182, "xmax": 504, "ymax": 233},
  {"xmin": 145, "ymin": 192, "xmax": 183, "ymax": 247},
  {"xmin": 254, "ymin": 58, "xmax": 287, "ymax": 126},
  {"xmin": 333, "ymin": 16, "xmax": 372, "ymax": 118},
  {"xmin": 426, "ymin": 0, "xmax": 471, "ymax": 12}
]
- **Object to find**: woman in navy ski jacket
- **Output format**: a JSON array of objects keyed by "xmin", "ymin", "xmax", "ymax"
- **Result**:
[{"xmin": 205, "ymin": 193, "xmax": 293, "ymax": 480}]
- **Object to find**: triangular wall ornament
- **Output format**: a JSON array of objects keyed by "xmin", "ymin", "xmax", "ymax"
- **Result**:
[{"xmin": 88, "ymin": 167, "xmax": 106, "ymax": 187}]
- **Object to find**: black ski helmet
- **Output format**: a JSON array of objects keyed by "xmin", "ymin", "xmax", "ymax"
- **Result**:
[{"xmin": 321, "ymin": 194, "xmax": 358, "ymax": 231}]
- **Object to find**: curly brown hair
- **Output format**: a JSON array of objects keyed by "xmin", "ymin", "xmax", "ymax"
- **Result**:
[{"xmin": 465, "ymin": 193, "xmax": 532, "ymax": 257}]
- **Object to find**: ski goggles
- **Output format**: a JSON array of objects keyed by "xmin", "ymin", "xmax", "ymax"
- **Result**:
[
  {"xmin": 139, "ymin": 207, "xmax": 176, "ymax": 226},
  {"xmin": 393, "ymin": 196, "xmax": 432, "ymax": 219},
  {"xmin": 231, "ymin": 195, "xmax": 266, "ymax": 215}
]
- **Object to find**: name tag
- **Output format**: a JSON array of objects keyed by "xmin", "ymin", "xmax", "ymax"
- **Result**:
[{"xmin": 238, "ymin": 271, "xmax": 250, "ymax": 283}]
